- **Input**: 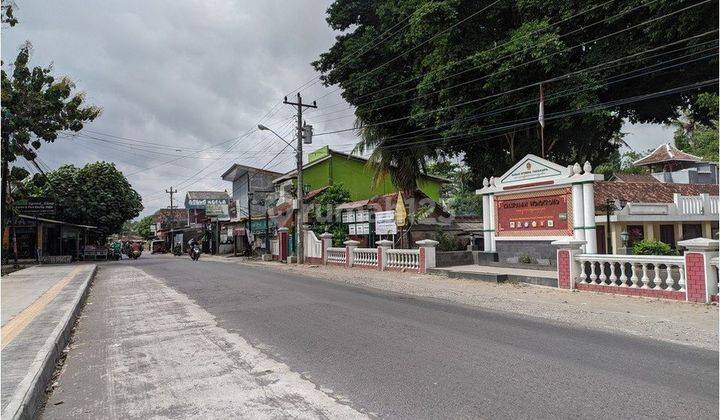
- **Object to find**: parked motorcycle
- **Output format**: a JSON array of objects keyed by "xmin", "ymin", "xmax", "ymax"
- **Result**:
[
  {"xmin": 190, "ymin": 244, "xmax": 201, "ymax": 261},
  {"xmin": 129, "ymin": 242, "xmax": 142, "ymax": 260}
]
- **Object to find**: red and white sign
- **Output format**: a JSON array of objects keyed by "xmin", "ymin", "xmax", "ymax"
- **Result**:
[{"xmin": 495, "ymin": 187, "xmax": 573, "ymax": 237}]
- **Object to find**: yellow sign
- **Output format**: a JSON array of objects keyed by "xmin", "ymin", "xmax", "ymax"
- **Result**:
[{"xmin": 395, "ymin": 192, "xmax": 407, "ymax": 227}]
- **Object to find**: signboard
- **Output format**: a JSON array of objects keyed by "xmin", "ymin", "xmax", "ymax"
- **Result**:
[
  {"xmin": 15, "ymin": 198, "xmax": 55, "ymax": 216},
  {"xmin": 495, "ymin": 188, "xmax": 572, "ymax": 237},
  {"xmin": 500, "ymin": 157, "xmax": 563, "ymax": 185},
  {"xmin": 375, "ymin": 210, "xmax": 397, "ymax": 235},
  {"xmin": 228, "ymin": 200, "xmax": 237, "ymax": 219},
  {"xmin": 341, "ymin": 211, "xmax": 356, "ymax": 223},
  {"xmin": 355, "ymin": 223, "xmax": 370, "ymax": 235},
  {"xmin": 187, "ymin": 198, "xmax": 228, "ymax": 209},
  {"xmin": 205, "ymin": 203, "xmax": 229, "ymax": 218},
  {"xmin": 250, "ymin": 218, "xmax": 277, "ymax": 232},
  {"xmin": 356, "ymin": 210, "xmax": 370, "ymax": 222},
  {"xmin": 308, "ymin": 145, "xmax": 330, "ymax": 163}
]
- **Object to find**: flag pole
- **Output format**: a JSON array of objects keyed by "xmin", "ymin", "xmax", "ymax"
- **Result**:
[{"xmin": 539, "ymin": 83, "xmax": 545, "ymax": 158}]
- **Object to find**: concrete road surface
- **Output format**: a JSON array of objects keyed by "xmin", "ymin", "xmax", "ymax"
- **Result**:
[{"xmin": 43, "ymin": 255, "xmax": 718, "ymax": 419}]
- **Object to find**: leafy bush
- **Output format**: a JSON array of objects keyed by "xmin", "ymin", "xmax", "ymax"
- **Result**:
[
  {"xmin": 518, "ymin": 254, "xmax": 537, "ymax": 264},
  {"xmin": 172, "ymin": 244, "xmax": 182, "ymax": 256},
  {"xmin": 435, "ymin": 229, "xmax": 462, "ymax": 252},
  {"xmin": 631, "ymin": 240, "xmax": 675, "ymax": 256}
]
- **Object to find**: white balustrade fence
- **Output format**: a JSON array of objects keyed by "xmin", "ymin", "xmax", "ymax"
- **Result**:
[
  {"xmin": 270, "ymin": 239, "xmax": 279, "ymax": 256},
  {"xmin": 386, "ymin": 249, "xmax": 420, "ymax": 270},
  {"xmin": 305, "ymin": 230, "xmax": 323, "ymax": 259},
  {"xmin": 326, "ymin": 247, "xmax": 347, "ymax": 264},
  {"xmin": 353, "ymin": 248, "xmax": 378, "ymax": 266},
  {"xmin": 576, "ymin": 254, "xmax": 686, "ymax": 291},
  {"xmin": 674, "ymin": 193, "xmax": 718, "ymax": 215}
]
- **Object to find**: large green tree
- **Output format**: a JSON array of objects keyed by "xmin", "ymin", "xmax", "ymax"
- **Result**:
[
  {"xmin": 670, "ymin": 92, "xmax": 719, "ymax": 162},
  {"xmin": 28, "ymin": 162, "xmax": 143, "ymax": 237},
  {"xmin": 136, "ymin": 215, "xmax": 155, "ymax": 240},
  {"xmin": 314, "ymin": 0, "xmax": 718, "ymax": 191}
]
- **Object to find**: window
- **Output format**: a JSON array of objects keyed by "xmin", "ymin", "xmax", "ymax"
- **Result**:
[
  {"xmin": 682, "ymin": 224, "xmax": 702, "ymax": 240},
  {"xmin": 626, "ymin": 225, "xmax": 644, "ymax": 247}
]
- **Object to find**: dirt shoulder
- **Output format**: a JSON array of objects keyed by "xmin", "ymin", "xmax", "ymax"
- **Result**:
[{"xmin": 203, "ymin": 255, "xmax": 719, "ymax": 351}]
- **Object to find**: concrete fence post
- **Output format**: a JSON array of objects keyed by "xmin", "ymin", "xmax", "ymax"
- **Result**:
[
  {"xmin": 319, "ymin": 232, "xmax": 333, "ymax": 265},
  {"xmin": 678, "ymin": 238, "xmax": 719, "ymax": 303},
  {"xmin": 416, "ymin": 239, "xmax": 439, "ymax": 274},
  {"xmin": 551, "ymin": 239, "xmax": 587, "ymax": 290},
  {"xmin": 376, "ymin": 240, "xmax": 393, "ymax": 271},
  {"xmin": 278, "ymin": 227, "xmax": 289, "ymax": 262},
  {"xmin": 344, "ymin": 240, "xmax": 360, "ymax": 268}
]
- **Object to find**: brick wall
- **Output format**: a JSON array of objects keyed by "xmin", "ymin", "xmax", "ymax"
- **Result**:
[
  {"xmin": 576, "ymin": 283, "xmax": 685, "ymax": 300},
  {"xmin": 685, "ymin": 252, "xmax": 707, "ymax": 303},
  {"xmin": 557, "ymin": 250, "xmax": 571, "ymax": 289}
]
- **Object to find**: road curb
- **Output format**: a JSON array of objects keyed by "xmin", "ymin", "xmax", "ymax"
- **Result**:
[{"xmin": 1, "ymin": 264, "xmax": 98, "ymax": 420}]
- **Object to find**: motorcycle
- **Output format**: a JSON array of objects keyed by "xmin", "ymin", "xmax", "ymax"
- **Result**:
[
  {"xmin": 130, "ymin": 248, "xmax": 142, "ymax": 260},
  {"xmin": 190, "ymin": 244, "xmax": 201, "ymax": 261}
]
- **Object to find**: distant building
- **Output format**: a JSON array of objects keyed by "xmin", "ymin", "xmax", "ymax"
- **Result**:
[
  {"xmin": 632, "ymin": 143, "xmax": 718, "ymax": 184},
  {"xmin": 220, "ymin": 164, "xmax": 282, "ymax": 254},
  {"xmin": 271, "ymin": 146, "xmax": 448, "ymax": 202}
]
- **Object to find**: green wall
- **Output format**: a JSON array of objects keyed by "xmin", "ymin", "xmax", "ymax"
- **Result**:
[{"xmin": 301, "ymin": 154, "xmax": 443, "ymax": 201}]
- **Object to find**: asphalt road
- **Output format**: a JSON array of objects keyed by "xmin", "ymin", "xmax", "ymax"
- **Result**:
[{"xmin": 44, "ymin": 255, "xmax": 718, "ymax": 419}]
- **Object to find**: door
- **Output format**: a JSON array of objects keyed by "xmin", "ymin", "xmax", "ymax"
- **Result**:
[
  {"xmin": 659, "ymin": 225, "xmax": 675, "ymax": 248},
  {"xmin": 596, "ymin": 226, "xmax": 607, "ymax": 254}
]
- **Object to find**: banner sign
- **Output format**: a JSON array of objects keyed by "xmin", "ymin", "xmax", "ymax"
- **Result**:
[
  {"xmin": 374, "ymin": 210, "xmax": 397, "ymax": 235},
  {"xmin": 187, "ymin": 198, "xmax": 228, "ymax": 209},
  {"xmin": 205, "ymin": 203, "xmax": 229, "ymax": 218},
  {"xmin": 15, "ymin": 198, "xmax": 55, "ymax": 216},
  {"xmin": 495, "ymin": 187, "xmax": 573, "ymax": 237},
  {"xmin": 250, "ymin": 218, "xmax": 277, "ymax": 232}
]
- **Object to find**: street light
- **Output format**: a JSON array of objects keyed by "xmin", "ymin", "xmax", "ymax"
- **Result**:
[
  {"xmin": 257, "ymin": 123, "xmax": 303, "ymax": 263},
  {"xmin": 258, "ymin": 124, "xmax": 296, "ymax": 151}
]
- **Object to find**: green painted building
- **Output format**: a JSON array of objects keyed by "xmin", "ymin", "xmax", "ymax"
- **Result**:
[{"xmin": 273, "ymin": 146, "xmax": 447, "ymax": 201}]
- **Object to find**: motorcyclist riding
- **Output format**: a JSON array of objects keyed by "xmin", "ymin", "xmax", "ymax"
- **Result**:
[{"xmin": 188, "ymin": 238, "xmax": 201, "ymax": 261}]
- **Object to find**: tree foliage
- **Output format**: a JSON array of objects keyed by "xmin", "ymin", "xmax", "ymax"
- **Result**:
[
  {"xmin": 670, "ymin": 92, "xmax": 719, "ymax": 162},
  {"xmin": 427, "ymin": 160, "xmax": 482, "ymax": 215},
  {"xmin": 27, "ymin": 162, "xmax": 143, "ymax": 237},
  {"xmin": 1, "ymin": 42, "xmax": 101, "ymax": 164},
  {"xmin": 136, "ymin": 215, "xmax": 155, "ymax": 240},
  {"xmin": 314, "ymin": 0, "xmax": 718, "ymax": 191}
]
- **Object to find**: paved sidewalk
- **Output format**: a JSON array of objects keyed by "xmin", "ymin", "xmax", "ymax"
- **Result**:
[{"xmin": 1, "ymin": 264, "xmax": 97, "ymax": 419}]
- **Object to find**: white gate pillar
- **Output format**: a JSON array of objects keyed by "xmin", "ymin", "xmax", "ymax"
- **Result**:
[
  {"xmin": 571, "ymin": 163, "xmax": 586, "ymax": 246},
  {"xmin": 582, "ymin": 162, "xmax": 597, "ymax": 254},
  {"xmin": 481, "ymin": 178, "xmax": 492, "ymax": 252}
]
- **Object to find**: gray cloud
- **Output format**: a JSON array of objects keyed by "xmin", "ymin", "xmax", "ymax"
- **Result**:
[{"xmin": 1, "ymin": 1, "xmax": 671, "ymax": 216}]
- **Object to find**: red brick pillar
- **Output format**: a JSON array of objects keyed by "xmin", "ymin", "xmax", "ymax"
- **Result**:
[
  {"xmin": 679, "ymin": 238, "xmax": 719, "ymax": 303},
  {"xmin": 319, "ymin": 232, "xmax": 333, "ymax": 265},
  {"xmin": 552, "ymin": 239, "xmax": 586, "ymax": 290},
  {"xmin": 278, "ymin": 227, "xmax": 289, "ymax": 262}
]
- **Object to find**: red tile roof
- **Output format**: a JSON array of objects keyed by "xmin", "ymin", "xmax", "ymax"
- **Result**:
[
  {"xmin": 152, "ymin": 208, "xmax": 188, "ymax": 223},
  {"xmin": 633, "ymin": 143, "xmax": 704, "ymax": 166},
  {"xmin": 594, "ymin": 181, "xmax": 718, "ymax": 206},
  {"xmin": 610, "ymin": 174, "xmax": 659, "ymax": 183}
]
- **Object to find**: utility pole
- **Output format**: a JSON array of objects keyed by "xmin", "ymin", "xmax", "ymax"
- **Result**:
[
  {"xmin": 283, "ymin": 93, "xmax": 316, "ymax": 264},
  {"xmin": 165, "ymin": 187, "xmax": 177, "ymax": 251}
]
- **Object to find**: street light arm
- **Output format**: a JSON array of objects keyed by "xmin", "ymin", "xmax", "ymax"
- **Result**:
[{"xmin": 258, "ymin": 124, "xmax": 296, "ymax": 151}]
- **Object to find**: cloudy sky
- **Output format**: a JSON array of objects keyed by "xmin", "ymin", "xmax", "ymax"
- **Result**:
[{"xmin": 2, "ymin": 0, "xmax": 673, "ymax": 217}]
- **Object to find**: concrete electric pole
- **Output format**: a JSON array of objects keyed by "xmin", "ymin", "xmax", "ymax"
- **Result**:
[
  {"xmin": 165, "ymin": 187, "xmax": 178, "ymax": 251},
  {"xmin": 283, "ymin": 93, "xmax": 316, "ymax": 264}
]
